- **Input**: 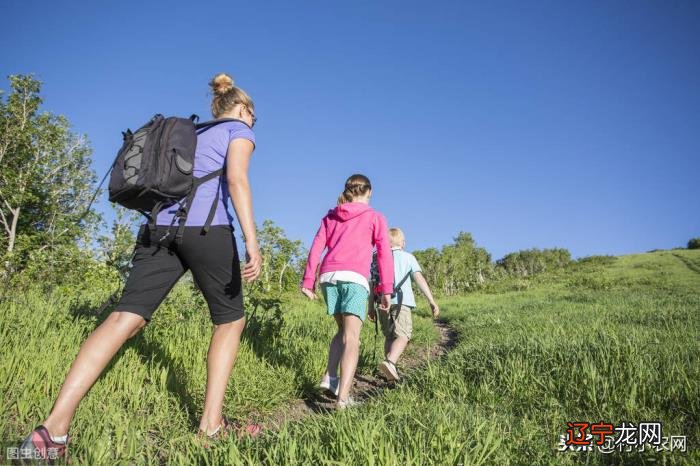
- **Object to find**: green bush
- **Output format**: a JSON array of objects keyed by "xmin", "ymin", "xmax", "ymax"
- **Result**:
[
  {"xmin": 496, "ymin": 248, "xmax": 572, "ymax": 277},
  {"xmin": 412, "ymin": 232, "xmax": 494, "ymax": 296},
  {"xmin": 688, "ymin": 237, "xmax": 700, "ymax": 249}
]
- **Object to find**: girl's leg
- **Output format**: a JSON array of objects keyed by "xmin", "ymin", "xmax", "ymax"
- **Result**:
[
  {"xmin": 337, "ymin": 313, "xmax": 362, "ymax": 401},
  {"xmin": 42, "ymin": 311, "xmax": 147, "ymax": 437},
  {"xmin": 198, "ymin": 318, "xmax": 246, "ymax": 434},
  {"xmin": 324, "ymin": 314, "xmax": 344, "ymax": 378}
]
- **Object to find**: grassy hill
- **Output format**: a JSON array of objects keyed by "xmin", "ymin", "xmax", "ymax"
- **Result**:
[{"xmin": 1, "ymin": 250, "xmax": 698, "ymax": 464}]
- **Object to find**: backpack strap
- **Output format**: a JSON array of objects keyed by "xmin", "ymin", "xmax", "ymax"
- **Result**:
[
  {"xmin": 195, "ymin": 118, "xmax": 250, "ymax": 134},
  {"xmin": 148, "ymin": 201, "xmax": 165, "ymax": 230},
  {"xmin": 173, "ymin": 168, "xmax": 224, "ymax": 245},
  {"xmin": 394, "ymin": 270, "xmax": 412, "ymax": 293},
  {"xmin": 391, "ymin": 271, "xmax": 412, "ymax": 316},
  {"xmin": 390, "ymin": 248, "xmax": 413, "ymax": 314},
  {"xmin": 201, "ymin": 174, "xmax": 222, "ymax": 235}
]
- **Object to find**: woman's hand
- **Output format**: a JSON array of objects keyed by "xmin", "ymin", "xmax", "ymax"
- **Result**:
[
  {"xmin": 242, "ymin": 240, "xmax": 261, "ymax": 282},
  {"xmin": 301, "ymin": 287, "xmax": 317, "ymax": 300}
]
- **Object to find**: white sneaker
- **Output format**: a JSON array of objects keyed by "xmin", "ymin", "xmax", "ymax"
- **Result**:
[
  {"xmin": 336, "ymin": 397, "xmax": 360, "ymax": 410},
  {"xmin": 319, "ymin": 376, "xmax": 339, "ymax": 397},
  {"xmin": 379, "ymin": 359, "xmax": 400, "ymax": 381}
]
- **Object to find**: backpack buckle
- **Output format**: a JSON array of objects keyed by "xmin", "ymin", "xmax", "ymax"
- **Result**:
[{"xmin": 159, "ymin": 229, "xmax": 171, "ymax": 242}]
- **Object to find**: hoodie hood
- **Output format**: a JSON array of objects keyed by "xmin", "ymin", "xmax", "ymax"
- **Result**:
[{"xmin": 328, "ymin": 202, "xmax": 373, "ymax": 222}]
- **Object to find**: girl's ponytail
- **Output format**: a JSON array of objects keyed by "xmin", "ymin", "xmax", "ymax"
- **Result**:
[
  {"xmin": 337, "ymin": 174, "xmax": 372, "ymax": 205},
  {"xmin": 337, "ymin": 191, "xmax": 352, "ymax": 205}
]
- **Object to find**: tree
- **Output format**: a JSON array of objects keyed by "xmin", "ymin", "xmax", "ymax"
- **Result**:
[
  {"xmin": 688, "ymin": 238, "xmax": 700, "ymax": 250},
  {"xmin": 496, "ymin": 248, "xmax": 571, "ymax": 277},
  {"xmin": 252, "ymin": 220, "xmax": 306, "ymax": 294},
  {"xmin": 97, "ymin": 206, "xmax": 140, "ymax": 280},
  {"xmin": 0, "ymin": 74, "xmax": 98, "ymax": 280},
  {"xmin": 413, "ymin": 231, "xmax": 494, "ymax": 296},
  {"xmin": 413, "ymin": 247, "xmax": 442, "ymax": 293}
]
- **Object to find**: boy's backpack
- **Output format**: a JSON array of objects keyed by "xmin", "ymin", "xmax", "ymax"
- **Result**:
[{"xmin": 107, "ymin": 114, "xmax": 245, "ymax": 243}]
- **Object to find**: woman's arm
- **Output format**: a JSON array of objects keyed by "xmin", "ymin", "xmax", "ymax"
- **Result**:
[{"xmin": 226, "ymin": 138, "xmax": 261, "ymax": 282}]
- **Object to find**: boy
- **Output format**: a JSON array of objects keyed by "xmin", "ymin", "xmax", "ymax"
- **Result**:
[{"xmin": 369, "ymin": 228, "xmax": 439, "ymax": 381}]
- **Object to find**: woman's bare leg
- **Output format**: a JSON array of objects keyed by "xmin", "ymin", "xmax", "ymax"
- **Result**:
[
  {"xmin": 198, "ymin": 318, "xmax": 246, "ymax": 434},
  {"xmin": 42, "ymin": 311, "xmax": 147, "ymax": 437}
]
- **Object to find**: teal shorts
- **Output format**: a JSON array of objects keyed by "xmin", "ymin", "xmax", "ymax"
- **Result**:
[{"xmin": 321, "ymin": 281, "xmax": 369, "ymax": 321}]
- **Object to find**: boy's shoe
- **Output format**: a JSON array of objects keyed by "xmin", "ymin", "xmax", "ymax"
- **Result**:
[
  {"xmin": 20, "ymin": 425, "xmax": 69, "ymax": 461},
  {"xmin": 319, "ymin": 376, "xmax": 339, "ymax": 397},
  {"xmin": 336, "ymin": 397, "xmax": 360, "ymax": 410},
  {"xmin": 379, "ymin": 359, "xmax": 400, "ymax": 381}
]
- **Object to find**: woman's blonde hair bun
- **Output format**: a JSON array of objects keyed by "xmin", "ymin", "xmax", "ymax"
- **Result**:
[
  {"xmin": 210, "ymin": 73, "xmax": 235, "ymax": 96},
  {"xmin": 208, "ymin": 72, "xmax": 254, "ymax": 118}
]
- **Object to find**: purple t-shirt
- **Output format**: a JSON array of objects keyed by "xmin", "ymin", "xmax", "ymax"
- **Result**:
[{"xmin": 156, "ymin": 121, "xmax": 255, "ymax": 227}]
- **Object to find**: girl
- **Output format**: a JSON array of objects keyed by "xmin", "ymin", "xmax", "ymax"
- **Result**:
[
  {"xmin": 22, "ymin": 72, "xmax": 262, "ymax": 458},
  {"xmin": 301, "ymin": 174, "xmax": 394, "ymax": 408}
]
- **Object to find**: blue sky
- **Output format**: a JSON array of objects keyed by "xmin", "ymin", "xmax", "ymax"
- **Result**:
[{"xmin": 2, "ymin": 0, "xmax": 698, "ymax": 260}]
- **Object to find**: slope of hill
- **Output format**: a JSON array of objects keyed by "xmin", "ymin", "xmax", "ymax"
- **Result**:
[{"xmin": 1, "ymin": 250, "xmax": 698, "ymax": 464}]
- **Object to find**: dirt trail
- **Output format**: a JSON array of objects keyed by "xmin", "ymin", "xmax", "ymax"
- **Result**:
[
  {"xmin": 672, "ymin": 252, "xmax": 700, "ymax": 275},
  {"xmin": 249, "ymin": 320, "xmax": 459, "ymax": 431}
]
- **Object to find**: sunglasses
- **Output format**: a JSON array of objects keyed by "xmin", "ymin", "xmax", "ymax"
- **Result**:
[{"xmin": 246, "ymin": 105, "xmax": 257, "ymax": 127}]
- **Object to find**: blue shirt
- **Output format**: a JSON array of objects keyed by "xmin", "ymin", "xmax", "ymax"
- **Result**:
[
  {"xmin": 390, "ymin": 248, "xmax": 422, "ymax": 308},
  {"xmin": 156, "ymin": 121, "xmax": 255, "ymax": 227}
]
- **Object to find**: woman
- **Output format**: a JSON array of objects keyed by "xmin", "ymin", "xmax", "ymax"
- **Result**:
[{"xmin": 21, "ymin": 72, "xmax": 261, "ymax": 458}]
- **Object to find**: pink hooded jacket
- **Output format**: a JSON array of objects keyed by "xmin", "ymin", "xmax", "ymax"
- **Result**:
[{"xmin": 302, "ymin": 202, "xmax": 395, "ymax": 294}]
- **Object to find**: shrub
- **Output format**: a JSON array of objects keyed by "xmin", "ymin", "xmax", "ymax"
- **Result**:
[
  {"xmin": 687, "ymin": 237, "xmax": 700, "ymax": 249},
  {"xmin": 576, "ymin": 255, "xmax": 617, "ymax": 266},
  {"xmin": 496, "ymin": 248, "xmax": 572, "ymax": 277}
]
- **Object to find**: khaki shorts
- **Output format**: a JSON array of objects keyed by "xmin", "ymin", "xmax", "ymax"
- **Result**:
[{"xmin": 379, "ymin": 304, "xmax": 413, "ymax": 339}]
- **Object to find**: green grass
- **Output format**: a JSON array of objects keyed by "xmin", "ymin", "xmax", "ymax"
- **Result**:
[
  {"xmin": 0, "ymin": 279, "xmax": 437, "ymax": 464},
  {"xmin": 1, "ymin": 250, "xmax": 698, "ymax": 464}
]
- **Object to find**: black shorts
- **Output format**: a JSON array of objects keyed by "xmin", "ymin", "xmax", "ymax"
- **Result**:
[{"xmin": 115, "ymin": 224, "xmax": 244, "ymax": 325}]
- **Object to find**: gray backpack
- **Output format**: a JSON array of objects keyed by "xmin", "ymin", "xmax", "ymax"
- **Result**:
[{"xmin": 107, "ymin": 114, "xmax": 244, "ymax": 243}]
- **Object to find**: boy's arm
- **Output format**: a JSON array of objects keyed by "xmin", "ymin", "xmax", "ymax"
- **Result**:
[
  {"xmin": 413, "ymin": 271, "xmax": 440, "ymax": 318},
  {"xmin": 301, "ymin": 220, "xmax": 327, "ymax": 291}
]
